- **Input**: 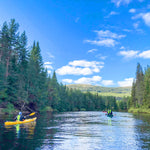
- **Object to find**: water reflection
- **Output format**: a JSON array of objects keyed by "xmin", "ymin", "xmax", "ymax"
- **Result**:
[
  {"xmin": 16, "ymin": 124, "xmax": 20, "ymax": 138},
  {"xmin": 39, "ymin": 112, "xmax": 141, "ymax": 150},
  {"xmin": 4, "ymin": 120, "xmax": 36, "ymax": 139},
  {"xmin": 23, "ymin": 121, "xmax": 36, "ymax": 139},
  {"xmin": 107, "ymin": 117, "xmax": 112, "ymax": 126},
  {"xmin": 1, "ymin": 112, "xmax": 150, "ymax": 150}
]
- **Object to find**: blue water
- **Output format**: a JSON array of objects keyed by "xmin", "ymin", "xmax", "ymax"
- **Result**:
[{"xmin": 0, "ymin": 111, "xmax": 150, "ymax": 150}]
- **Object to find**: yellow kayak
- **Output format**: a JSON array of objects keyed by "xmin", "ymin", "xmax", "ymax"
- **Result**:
[{"xmin": 4, "ymin": 117, "xmax": 37, "ymax": 126}]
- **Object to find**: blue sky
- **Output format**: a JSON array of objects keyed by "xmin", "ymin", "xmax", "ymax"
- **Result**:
[{"xmin": 1, "ymin": 0, "xmax": 150, "ymax": 87}]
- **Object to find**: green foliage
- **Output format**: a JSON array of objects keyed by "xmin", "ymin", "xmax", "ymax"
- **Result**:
[
  {"xmin": 0, "ymin": 19, "xmax": 127, "ymax": 113},
  {"xmin": 2, "ymin": 102, "xmax": 15, "ymax": 114},
  {"xmin": 129, "ymin": 63, "xmax": 150, "ymax": 113},
  {"xmin": 128, "ymin": 107, "xmax": 150, "ymax": 114},
  {"xmin": 40, "ymin": 106, "xmax": 53, "ymax": 112}
]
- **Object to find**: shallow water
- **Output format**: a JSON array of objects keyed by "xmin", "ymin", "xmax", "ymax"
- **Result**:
[{"xmin": 0, "ymin": 111, "xmax": 150, "ymax": 150}]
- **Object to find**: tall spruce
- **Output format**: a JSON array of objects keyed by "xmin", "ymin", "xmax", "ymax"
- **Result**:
[
  {"xmin": 143, "ymin": 66, "xmax": 150, "ymax": 108},
  {"xmin": 16, "ymin": 31, "xmax": 29, "ymax": 102},
  {"xmin": 130, "ymin": 79, "xmax": 137, "ymax": 107},
  {"xmin": 27, "ymin": 41, "xmax": 46, "ymax": 108},
  {"xmin": 135, "ymin": 63, "xmax": 144, "ymax": 106}
]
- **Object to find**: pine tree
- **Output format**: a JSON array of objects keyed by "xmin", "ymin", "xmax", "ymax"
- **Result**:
[
  {"xmin": 48, "ymin": 71, "xmax": 60, "ymax": 110},
  {"xmin": 143, "ymin": 66, "xmax": 150, "ymax": 108},
  {"xmin": 135, "ymin": 63, "xmax": 144, "ymax": 106},
  {"xmin": 17, "ymin": 31, "xmax": 29, "ymax": 102},
  {"xmin": 130, "ymin": 79, "xmax": 137, "ymax": 107},
  {"xmin": 27, "ymin": 41, "xmax": 46, "ymax": 108}
]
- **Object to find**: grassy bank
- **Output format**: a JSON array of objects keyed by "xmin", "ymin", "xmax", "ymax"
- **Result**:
[{"xmin": 128, "ymin": 107, "xmax": 150, "ymax": 114}]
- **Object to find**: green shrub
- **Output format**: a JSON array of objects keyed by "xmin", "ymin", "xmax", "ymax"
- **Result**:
[
  {"xmin": 40, "ymin": 106, "xmax": 53, "ymax": 112},
  {"xmin": 73, "ymin": 108, "xmax": 78, "ymax": 111},
  {"xmin": 2, "ymin": 103, "xmax": 15, "ymax": 114}
]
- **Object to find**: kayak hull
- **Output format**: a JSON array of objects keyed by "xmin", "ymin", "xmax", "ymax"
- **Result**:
[{"xmin": 4, "ymin": 117, "xmax": 37, "ymax": 126}]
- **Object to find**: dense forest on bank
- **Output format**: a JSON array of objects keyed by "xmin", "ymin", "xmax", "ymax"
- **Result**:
[
  {"xmin": 0, "ymin": 19, "xmax": 128, "ymax": 113},
  {"xmin": 129, "ymin": 63, "xmax": 150, "ymax": 113}
]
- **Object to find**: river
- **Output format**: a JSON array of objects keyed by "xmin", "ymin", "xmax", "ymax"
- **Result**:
[{"xmin": 0, "ymin": 111, "xmax": 150, "ymax": 150}]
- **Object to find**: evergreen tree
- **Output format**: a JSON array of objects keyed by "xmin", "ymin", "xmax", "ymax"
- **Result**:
[
  {"xmin": 130, "ymin": 79, "xmax": 137, "ymax": 107},
  {"xmin": 17, "ymin": 31, "xmax": 29, "ymax": 102},
  {"xmin": 143, "ymin": 66, "xmax": 150, "ymax": 108},
  {"xmin": 135, "ymin": 63, "xmax": 144, "ymax": 106},
  {"xmin": 27, "ymin": 41, "xmax": 47, "ymax": 109}
]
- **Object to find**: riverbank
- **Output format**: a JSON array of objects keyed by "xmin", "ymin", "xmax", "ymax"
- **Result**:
[
  {"xmin": 0, "ymin": 107, "xmax": 30, "ymax": 115},
  {"xmin": 0, "ymin": 105, "xmax": 54, "ymax": 115},
  {"xmin": 128, "ymin": 107, "xmax": 150, "ymax": 114}
]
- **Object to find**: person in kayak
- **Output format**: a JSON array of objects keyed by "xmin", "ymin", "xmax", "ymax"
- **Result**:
[
  {"xmin": 110, "ymin": 109, "xmax": 113, "ymax": 115},
  {"xmin": 107, "ymin": 109, "xmax": 110, "ymax": 115},
  {"xmin": 107, "ymin": 109, "xmax": 113, "ymax": 115},
  {"xmin": 16, "ymin": 112, "xmax": 25, "ymax": 121}
]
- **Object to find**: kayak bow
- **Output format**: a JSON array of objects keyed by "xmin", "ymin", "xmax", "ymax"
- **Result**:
[{"xmin": 4, "ymin": 117, "xmax": 37, "ymax": 126}]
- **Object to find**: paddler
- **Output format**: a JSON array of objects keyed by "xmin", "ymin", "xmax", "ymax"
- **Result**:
[
  {"xmin": 107, "ymin": 109, "xmax": 110, "ymax": 115},
  {"xmin": 110, "ymin": 109, "xmax": 113, "ymax": 115},
  {"xmin": 16, "ymin": 112, "xmax": 25, "ymax": 121}
]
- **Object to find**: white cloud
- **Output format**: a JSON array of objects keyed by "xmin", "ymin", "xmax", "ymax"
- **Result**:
[
  {"xmin": 44, "ymin": 61, "xmax": 53, "ymax": 72},
  {"xmin": 62, "ymin": 79, "xmax": 73, "ymax": 83},
  {"xmin": 56, "ymin": 60, "xmax": 104, "ymax": 75},
  {"xmin": 44, "ymin": 62, "xmax": 52, "ymax": 65},
  {"xmin": 105, "ymin": 11, "xmax": 119, "ymax": 18},
  {"xmin": 47, "ymin": 52, "xmax": 54, "ymax": 58},
  {"xmin": 44, "ymin": 65, "xmax": 53, "ymax": 69},
  {"xmin": 95, "ymin": 30, "xmax": 126, "ymax": 39},
  {"xmin": 118, "ymin": 50, "xmax": 139, "ymax": 58},
  {"xmin": 129, "ymin": 8, "xmax": 136, "ymax": 13},
  {"xmin": 69, "ymin": 60, "xmax": 104, "ymax": 67},
  {"xmin": 133, "ymin": 22, "xmax": 139, "ymax": 29},
  {"xmin": 87, "ymin": 49, "xmax": 97, "ymax": 53},
  {"xmin": 85, "ymin": 39, "xmax": 117, "ymax": 47},
  {"xmin": 120, "ymin": 46, "xmax": 125, "ymax": 49},
  {"xmin": 139, "ymin": 50, "xmax": 150, "ymax": 58},
  {"xmin": 119, "ymin": 50, "xmax": 150, "ymax": 59},
  {"xmin": 123, "ymin": 29, "xmax": 132, "ymax": 32},
  {"xmin": 118, "ymin": 78, "xmax": 134, "ymax": 87},
  {"xmin": 101, "ymin": 80, "xmax": 114, "ymax": 86},
  {"xmin": 85, "ymin": 30, "xmax": 125, "ymax": 47},
  {"xmin": 74, "ymin": 76, "xmax": 102, "ymax": 84},
  {"xmin": 56, "ymin": 66, "xmax": 93, "ymax": 75},
  {"xmin": 142, "ymin": 12, "xmax": 150, "ymax": 26},
  {"xmin": 132, "ymin": 12, "xmax": 150, "ymax": 27},
  {"xmin": 110, "ymin": 11, "xmax": 118, "ymax": 15},
  {"xmin": 111, "ymin": 0, "xmax": 132, "ymax": 7},
  {"xmin": 99, "ymin": 56, "xmax": 107, "ymax": 60},
  {"xmin": 96, "ymin": 54, "xmax": 107, "ymax": 60},
  {"xmin": 47, "ymin": 70, "xmax": 52, "ymax": 74}
]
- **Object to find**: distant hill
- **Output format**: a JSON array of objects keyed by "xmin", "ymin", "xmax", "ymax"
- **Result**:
[{"xmin": 67, "ymin": 84, "xmax": 131, "ymax": 98}]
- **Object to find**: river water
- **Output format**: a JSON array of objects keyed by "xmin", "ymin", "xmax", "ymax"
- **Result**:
[{"xmin": 0, "ymin": 111, "xmax": 150, "ymax": 150}]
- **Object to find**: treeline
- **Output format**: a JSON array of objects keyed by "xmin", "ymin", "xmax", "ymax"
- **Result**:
[
  {"xmin": 129, "ymin": 63, "xmax": 150, "ymax": 110},
  {"xmin": 0, "ymin": 19, "xmax": 126, "ymax": 113}
]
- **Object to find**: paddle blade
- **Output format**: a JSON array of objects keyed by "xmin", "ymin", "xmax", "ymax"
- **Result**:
[{"xmin": 29, "ymin": 112, "xmax": 35, "ymax": 116}]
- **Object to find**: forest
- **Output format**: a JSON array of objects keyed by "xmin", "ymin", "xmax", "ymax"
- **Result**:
[
  {"xmin": 129, "ymin": 63, "xmax": 150, "ymax": 113},
  {"xmin": 0, "ymin": 19, "xmax": 128, "ymax": 113}
]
